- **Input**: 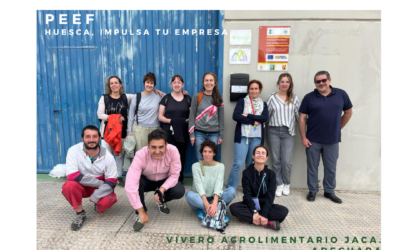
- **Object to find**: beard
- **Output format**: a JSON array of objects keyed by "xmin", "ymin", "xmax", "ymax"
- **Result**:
[{"xmin": 84, "ymin": 141, "xmax": 100, "ymax": 150}]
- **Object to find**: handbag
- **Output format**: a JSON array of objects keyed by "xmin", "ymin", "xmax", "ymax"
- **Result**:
[{"xmin": 200, "ymin": 199, "xmax": 228, "ymax": 233}]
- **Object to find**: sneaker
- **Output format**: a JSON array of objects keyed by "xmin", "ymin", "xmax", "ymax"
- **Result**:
[
  {"xmin": 196, "ymin": 209, "xmax": 205, "ymax": 221},
  {"xmin": 132, "ymin": 214, "xmax": 144, "ymax": 232},
  {"xmin": 117, "ymin": 177, "xmax": 125, "ymax": 187},
  {"xmin": 275, "ymin": 184, "xmax": 284, "ymax": 197},
  {"xmin": 263, "ymin": 220, "xmax": 280, "ymax": 230},
  {"xmin": 282, "ymin": 184, "xmax": 290, "ymax": 196},
  {"xmin": 225, "ymin": 215, "xmax": 230, "ymax": 224},
  {"xmin": 71, "ymin": 212, "xmax": 86, "ymax": 231},
  {"xmin": 155, "ymin": 202, "xmax": 170, "ymax": 214}
]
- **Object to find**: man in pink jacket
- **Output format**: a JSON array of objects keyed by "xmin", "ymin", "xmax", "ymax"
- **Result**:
[{"xmin": 125, "ymin": 129, "xmax": 185, "ymax": 231}]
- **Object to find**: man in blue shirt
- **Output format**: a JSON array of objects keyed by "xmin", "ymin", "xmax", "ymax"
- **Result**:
[{"xmin": 299, "ymin": 71, "xmax": 353, "ymax": 204}]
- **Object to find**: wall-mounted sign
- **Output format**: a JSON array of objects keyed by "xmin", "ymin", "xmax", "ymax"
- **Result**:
[
  {"xmin": 257, "ymin": 26, "xmax": 291, "ymax": 71},
  {"xmin": 229, "ymin": 48, "xmax": 251, "ymax": 64},
  {"xmin": 231, "ymin": 86, "xmax": 247, "ymax": 93},
  {"xmin": 230, "ymin": 30, "xmax": 252, "ymax": 45}
]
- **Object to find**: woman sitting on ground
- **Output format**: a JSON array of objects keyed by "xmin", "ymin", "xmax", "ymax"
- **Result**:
[
  {"xmin": 229, "ymin": 145, "xmax": 289, "ymax": 230},
  {"xmin": 185, "ymin": 140, "xmax": 236, "ymax": 222}
]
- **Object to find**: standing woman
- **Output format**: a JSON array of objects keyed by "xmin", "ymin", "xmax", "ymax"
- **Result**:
[
  {"xmin": 189, "ymin": 72, "xmax": 224, "ymax": 162},
  {"xmin": 127, "ymin": 72, "xmax": 165, "ymax": 154},
  {"xmin": 97, "ymin": 76, "xmax": 134, "ymax": 187},
  {"xmin": 226, "ymin": 80, "xmax": 269, "ymax": 190},
  {"xmin": 158, "ymin": 75, "xmax": 192, "ymax": 183},
  {"xmin": 266, "ymin": 73, "xmax": 300, "ymax": 197}
]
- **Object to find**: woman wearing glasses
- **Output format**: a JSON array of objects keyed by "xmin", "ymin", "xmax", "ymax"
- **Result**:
[
  {"xmin": 158, "ymin": 75, "xmax": 192, "ymax": 183},
  {"xmin": 266, "ymin": 73, "xmax": 300, "ymax": 197}
]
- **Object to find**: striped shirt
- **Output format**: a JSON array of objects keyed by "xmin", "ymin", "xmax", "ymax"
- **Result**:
[{"xmin": 266, "ymin": 93, "xmax": 300, "ymax": 136}]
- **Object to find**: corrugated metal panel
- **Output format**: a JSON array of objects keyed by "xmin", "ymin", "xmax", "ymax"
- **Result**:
[{"xmin": 37, "ymin": 10, "xmax": 225, "ymax": 174}]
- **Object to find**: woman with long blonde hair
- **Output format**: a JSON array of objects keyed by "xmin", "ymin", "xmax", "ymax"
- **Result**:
[{"xmin": 266, "ymin": 73, "xmax": 300, "ymax": 197}]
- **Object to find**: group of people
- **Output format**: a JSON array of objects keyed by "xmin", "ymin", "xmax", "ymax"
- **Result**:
[{"xmin": 61, "ymin": 70, "xmax": 353, "ymax": 232}]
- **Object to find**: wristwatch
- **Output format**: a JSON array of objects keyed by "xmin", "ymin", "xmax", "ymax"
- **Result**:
[{"xmin": 253, "ymin": 209, "xmax": 258, "ymax": 214}]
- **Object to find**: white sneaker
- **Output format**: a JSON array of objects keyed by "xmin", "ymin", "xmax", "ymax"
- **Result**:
[
  {"xmin": 283, "ymin": 184, "xmax": 290, "ymax": 196},
  {"xmin": 275, "ymin": 184, "xmax": 284, "ymax": 197}
]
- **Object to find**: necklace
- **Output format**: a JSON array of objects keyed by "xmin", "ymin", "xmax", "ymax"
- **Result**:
[
  {"xmin": 200, "ymin": 160, "xmax": 215, "ymax": 176},
  {"xmin": 202, "ymin": 160, "xmax": 215, "ymax": 166}
]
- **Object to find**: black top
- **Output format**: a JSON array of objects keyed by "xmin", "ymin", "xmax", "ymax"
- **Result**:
[
  {"xmin": 105, "ymin": 95, "xmax": 128, "ymax": 138},
  {"xmin": 159, "ymin": 94, "xmax": 191, "ymax": 142},
  {"xmin": 299, "ymin": 86, "xmax": 352, "ymax": 144},
  {"xmin": 242, "ymin": 163, "xmax": 276, "ymax": 219}
]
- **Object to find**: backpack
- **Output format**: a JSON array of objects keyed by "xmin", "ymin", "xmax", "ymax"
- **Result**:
[
  {"xmin": 99, "ymin": 94, "xmax": 128, "ymax": 124},
  {"xmin": 200, "ymin": 199, "xmax": 228, "ymax": 233},
  {"xmin": 134, "ymin": 93, "xmax": 141, "ymax": 125},
  {"xmin": 197, "ymin": 91, "xmax": 204, "ymax": 107}
]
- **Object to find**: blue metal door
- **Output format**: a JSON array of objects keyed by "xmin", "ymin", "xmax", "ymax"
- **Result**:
[{"xmin": 37, "ymin": 10, "xmax": 224, "ymax": 174}]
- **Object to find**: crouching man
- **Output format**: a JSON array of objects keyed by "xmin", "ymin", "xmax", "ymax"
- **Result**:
[
  {"xmin": 125, "ymin": 129, "xmax": 185, "ymax": 231},
  {"xmin": 62, "ymin": 125, "xmax": 118, "ymax": 231}
]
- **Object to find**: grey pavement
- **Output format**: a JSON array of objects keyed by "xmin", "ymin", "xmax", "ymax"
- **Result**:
[{"xmin": 37, "ymin": 180, "xmax": 381, "ymax": 250}]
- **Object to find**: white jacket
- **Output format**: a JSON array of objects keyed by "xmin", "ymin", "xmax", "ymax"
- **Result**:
[{"xmin": 66, "ymin": 142, "xmax": 117, "ymax": 203}]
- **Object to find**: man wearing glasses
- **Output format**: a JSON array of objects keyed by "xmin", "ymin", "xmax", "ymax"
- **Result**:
[{"xmin": 299, "ymin": 71, "xmax": 353, "ymax": 204}]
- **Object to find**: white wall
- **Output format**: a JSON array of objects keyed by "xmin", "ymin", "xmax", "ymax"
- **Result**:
[{"xmin": 221, "ymin": 10, "xmax": 381, "ymax": 191}]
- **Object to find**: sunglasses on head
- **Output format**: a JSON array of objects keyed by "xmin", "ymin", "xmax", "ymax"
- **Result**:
[{"xmin": 315, "ymin": 79, "xmax": 328, "ymax": 84}]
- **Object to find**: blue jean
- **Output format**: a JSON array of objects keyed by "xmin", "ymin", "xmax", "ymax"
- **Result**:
[
  {"xmin": 306, "ymin": 142, "xmax": 339, "ymax": 193},
  {"xmin": 194, "ymin": 130, "xmax": 219, "ymax": 161},
  {"xmin": 185, "ymin": 187, "xmax": 236, "ymax": 212},
  {"xmin": 226, "ymin": 137, "xmax": 262, "ymax": 189},
  {"xmin": 266, "ymin": 127, "xmax": 295, "ymax": 186}
]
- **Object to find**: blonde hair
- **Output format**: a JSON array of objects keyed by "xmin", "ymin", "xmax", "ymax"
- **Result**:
[
  {"xmin": 105, "ymin": 76, "xmax": 125, "ymax": 95},
  {"xmin": 277, "ymin": 73, "xmax": 294, "ymax": 104}
]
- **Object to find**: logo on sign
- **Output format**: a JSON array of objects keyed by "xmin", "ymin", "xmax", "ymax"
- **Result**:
[
  {"xmin": 231, "ymin": 50, "xmax": 248, "ymax": 61},
  {"xmin": 270, "ymin": 65, "xmax": 275, "ymax": 70},
  {"xmin": 275, "ymin": 55, "xmax": 288, "ymax": 59},
  {"xmin": 267, "ymin": 55, "xmax": 274, "ymax": 60}
]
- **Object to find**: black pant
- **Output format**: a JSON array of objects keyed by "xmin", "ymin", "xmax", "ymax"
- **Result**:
[
  {"xmin": 138, "ymin": 175, "xmax": 185, "ymax": 212},
  {"xmin": 229, "ymin": 202, "xmax": 289, "ymax": 223},
  {"xmin": 167, "ymin": 132, "xmax": 188, "ymax": 183}
]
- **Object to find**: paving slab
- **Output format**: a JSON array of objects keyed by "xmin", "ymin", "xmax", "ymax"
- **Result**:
[{"xmin": 37, "ymin": 180, "xmax": 381, "ymax": 250}]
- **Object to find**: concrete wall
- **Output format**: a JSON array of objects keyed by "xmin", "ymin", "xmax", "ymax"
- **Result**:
[{"xmin": 221, "ymin": 10, "xmax": 381, "ymax": 191}]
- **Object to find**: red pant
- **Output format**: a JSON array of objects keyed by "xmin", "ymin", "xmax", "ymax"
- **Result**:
[{"xmin": 62, "ymin": 181, "xmax": 117, "ymax": 213}]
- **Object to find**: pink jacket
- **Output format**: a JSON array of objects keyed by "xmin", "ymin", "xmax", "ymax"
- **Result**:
[{"xmin": 125, "ymin": 144, "xmax": 181, "ymax": 210}]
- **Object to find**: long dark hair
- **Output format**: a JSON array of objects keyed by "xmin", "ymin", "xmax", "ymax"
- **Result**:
[{"xmin": 202, "ymin": 72, "xmax": 223, "ymax": 107}]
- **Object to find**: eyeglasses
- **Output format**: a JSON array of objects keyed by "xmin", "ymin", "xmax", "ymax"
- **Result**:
[{"xmin": 314, "ymin": 79, "xmax": 328, "ymax": 84}]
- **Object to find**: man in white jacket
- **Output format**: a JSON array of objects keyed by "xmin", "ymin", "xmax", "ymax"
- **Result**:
[{"xmin": 62, "ymin": 125, "xmax": 118, "ymax": 230}]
